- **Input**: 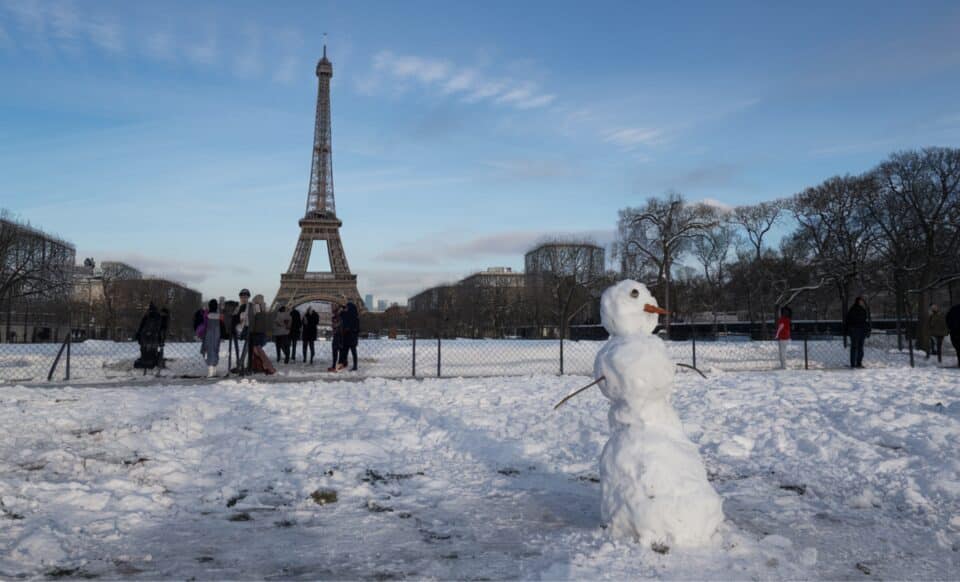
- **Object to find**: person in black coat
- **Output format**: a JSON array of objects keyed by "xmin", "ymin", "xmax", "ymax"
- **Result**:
[
  {"xmin": 337, "ymin": 301, "xmax": 360, "ymax": 371},
  {"xmin": 946, "ymin": 304, "xmax": 960, "ymax": 368},
  {"xmin": 301, "ymin": 307, "xmax": 320, "ymax": 364},
  {"xmin": 289, "ymin": 307, "xmax": 302, "ymax": 364},
  {"xmin": 846, "ymin": 296, "xmax": 870, "ymax": 368}
]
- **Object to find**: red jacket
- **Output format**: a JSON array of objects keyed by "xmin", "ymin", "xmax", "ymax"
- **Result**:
[{"xmin": 775, "ymin": 316, "xmax": 791, "ymax": 340}]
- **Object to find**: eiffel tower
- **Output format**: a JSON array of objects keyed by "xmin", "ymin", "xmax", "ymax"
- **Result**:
[{"xmin": 272, "ymin": 46, "xmax": 363, "ymax": 311}]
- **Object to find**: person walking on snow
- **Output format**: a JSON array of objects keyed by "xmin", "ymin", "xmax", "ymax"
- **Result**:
[
  {"xmin": 927, "ymin": 304, "xmax": 948, "ymax": 362},
  {"xmin": 775, "ymin": 305, "xmax": 792, "ymax": 369},
  {"xmin": 273, "ymin": 305, "xmax": 292, "ymax": 364},
  {"xmin": 201, "ymin": 299, "xmax": 223, "ymax": 377},
  {"xmin": 946, "ymin": 303, "xmax": 960, "ymax": 368},
  {"xmin": 846, "ymin": 297, "xmax": 870, "ymax": 368}
]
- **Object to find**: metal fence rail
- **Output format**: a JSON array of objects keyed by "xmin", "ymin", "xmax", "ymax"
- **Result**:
[{"xmin": 0, "ymin": 331, "xmax": 955, "ymax": 385}]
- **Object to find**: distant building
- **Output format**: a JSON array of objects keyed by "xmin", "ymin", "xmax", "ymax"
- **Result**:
[
  {"xmin": 0, "ymin": 215, "xmax": 76, "ymax": 342},
  {"xmin": 377, "ymin": 299, "xmax": 388, "ymax": 311},
  {"xmin": 71, "ymin": 258, "xmax": 201, "ymax": 341},
  {"xmin": 365, "ymin": 294, "xmax": 374, "ymax": 310},
  {"xmin": 459, "ymin": 266, "xmax": 525, "ymax": 289}
]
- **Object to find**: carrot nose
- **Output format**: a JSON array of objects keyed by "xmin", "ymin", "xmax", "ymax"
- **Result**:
[{"xmin": 644, "ymin": 303, "xmax": 667, "ymax": 315}]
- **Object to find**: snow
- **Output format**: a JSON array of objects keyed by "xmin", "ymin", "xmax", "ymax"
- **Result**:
[
  {"xmin": 2, "ymin": 366, "xmax": 959, "ymax": 579},
  {"xmin": 595, "ymin": 281, "xmax": 723, "ymax": 547}
]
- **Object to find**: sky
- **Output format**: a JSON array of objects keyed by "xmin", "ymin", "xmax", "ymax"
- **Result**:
[{"xmin": 2, "ymin": 0, "xmax": 959, "ymax": 305}]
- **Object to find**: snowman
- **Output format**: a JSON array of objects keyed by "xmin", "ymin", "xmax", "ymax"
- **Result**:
[{"xmin": 594, "ymin": 279, "xmax": 723, "ymax": 549}]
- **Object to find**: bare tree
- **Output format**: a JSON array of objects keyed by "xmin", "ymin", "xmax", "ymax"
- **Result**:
[
  {"xmin": 789, "ymin": 174, "xmax": 878, "ymax": 334},
  {"xmin": 871, "ymin": 147, "xmax": 960, "ymax": 348},
  {"xmin": 525, "ymin": 239, "xmax": 607, "ymax": 339},
  {"xmin": 730, "ymin": 201, "xmax": 783, "ymax": 263},
  {"xmin": 615, "ymin": 192, "xmax": 716, "ymax": 335},
  {"xmin": 692, "ymin": 212, "xmax": 735, "ymax": 327}
]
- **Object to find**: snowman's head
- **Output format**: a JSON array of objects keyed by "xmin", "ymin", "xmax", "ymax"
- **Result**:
[{"xmin": 600, "ymin": 280, "xmax": 667, "ymax": 337}]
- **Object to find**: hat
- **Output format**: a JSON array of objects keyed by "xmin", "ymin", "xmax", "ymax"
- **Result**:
[{"xmin": 239, "ymin": 288, "xmax": 251, "ymax": 297}]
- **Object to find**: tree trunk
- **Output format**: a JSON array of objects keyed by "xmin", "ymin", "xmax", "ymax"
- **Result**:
[{"xmin": 916, "ymin": 273, "xmax": 933, "ymax": 355}]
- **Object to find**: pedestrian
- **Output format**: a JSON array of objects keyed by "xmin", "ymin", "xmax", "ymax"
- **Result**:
[
  {"xmin": 231, "ymin": 289, "xmax": 253, "ymax": 371},
  {"xmin": 775, "ymin": 305, "xmax": 792, "ymax": 370},
  {"xmin": 289, "ymin": 307, "xmax": 302, "ymax": 363},
  {"xmin": 250, "ymin": 294, "xmax": 269, "ymax": 347},
  {"xmin": 302, "ymin": 306, "xmax": 319, "ymax": 364},
  {"xmin": 337, "ymin": 301, "xmax": 360, "ymax": 371},
  {"xmin": 927, "ymin": 304, "xmax": 948, "ymax": 362},
  {"xmin": 327, "ymin": 303, "xmax": 343, "ymax": 372},
  {"xmin": 233, "ymin": 289, "xmax": 252, "ymax": 341},
  {"xmin": 202, "ymin": 299, "xmax": 223, "ymax": 377},
  {"xmin": 946, "ymin": 303, "xmax": 960, "ymax": 368},
  {"xmin": 273, "ymin": 305, "xmax": 292, "ymax": 364},
  {"xmin": 134, "ymin": 303, "xmax": 163, "ymax": 370},
  {"xmin": 846, "ymin": 296, "xmax": 870, "ymax": 369}
]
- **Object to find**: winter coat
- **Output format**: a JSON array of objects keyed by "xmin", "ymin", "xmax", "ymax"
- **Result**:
[
  {"xmin": 341, "ymin": 302, "xmax": 360, "ymax": 348},
  {"xmin": 203, "ymin": 311, "xmax": 222, "ymax": 366},
  {"xmin": 946, "ymin": 305, "xmax": 960, "ymax": 334},
  {"xmin": 846, "ymin": 303, "xmax": 869, "ymax": 331},
  {"xmin": 929, "ymin": 311, "xmax": 949, "ymax": 337},
  {"xmin": 302, "ymin": 310, "xmax": 320, "ymax": 341},
  {"xmin": 290, "ymin": 309, "xmax": 302, "ymax": 335},
  {"xmin": 234, "ymin": 302, "xmax": 253, "ymax": 335},
  {"xmin": 273, "ymin": 310, "xmax": 292, "ymax": 336},
  {"xmin": 775, "ymin": 316, "xmax": 791, "ymax": 340}
]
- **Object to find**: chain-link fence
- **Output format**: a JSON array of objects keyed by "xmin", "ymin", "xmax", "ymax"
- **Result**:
[{"xmin": 1, "ymin": 328, "xmax": 955, "ymax": 385}]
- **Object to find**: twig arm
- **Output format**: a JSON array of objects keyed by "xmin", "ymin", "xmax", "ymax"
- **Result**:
[{"xmin": 553, "ymin": 376, "xmax": 605, "ymax": 410}]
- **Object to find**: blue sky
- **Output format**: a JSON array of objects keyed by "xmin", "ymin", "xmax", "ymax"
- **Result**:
[{"xmin": 2, "ymin": 0, "xmax": 959, "ymax": 304}]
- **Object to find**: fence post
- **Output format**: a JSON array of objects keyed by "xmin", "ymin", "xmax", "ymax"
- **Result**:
[
  {"xmin": 908, "ymin": 328, "xmax": 915, "ymax": 368},
  {"xmin": 560, "ymin": 336, "xmax": 564, "ymax": 375},
  {"xmin": 437, "ymin": 336, "xmax": 441, "ymax": 377},
  {"xmin": 412, "ymin": 331, "xmax": 417, "ymax": 377},
  {"xmin": 691, "ymin": 328, "xmax": 697, "ymax": 370},
  {"xmin": 66, "ymin": 334, "xmax": 71, "ymax": 381},
  {"xmin": 803, "ymin": 334, "xmax": 808, "ymax": 370}
]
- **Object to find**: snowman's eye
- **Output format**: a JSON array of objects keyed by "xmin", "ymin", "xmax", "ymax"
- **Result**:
[{"xmin": 630, "ymin": 289, "xmax": 639, "ymax": 298}]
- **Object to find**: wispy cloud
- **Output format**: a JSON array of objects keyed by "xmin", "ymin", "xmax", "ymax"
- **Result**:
[
  {"xmin": 363, "ymin": 50, "xmax": 556, "ymax": 110},
  {"xmin": 696, "ymin": 197, "xmax": 734, "ymax": 213},
  {"xmin": 4, "ymin": 0, "xmax": 124, "ymax": 55},
  {"xmin": 183, "ymin": 31, "xmax": 219, "ymax": 66},
  {"xmin": 0, "ymin": 3, "xmax": 305, "ymax": 84},
  {"xmin": 376, "ymin": 228, "xmax": 615, "ymax": 265},
  {"xmin": 603, "ymin": 127, "xmax": 664, "ymax": 149},
  {"xmin": 88, "ymin": 251, "xmax": 252, "ymax": 286}
]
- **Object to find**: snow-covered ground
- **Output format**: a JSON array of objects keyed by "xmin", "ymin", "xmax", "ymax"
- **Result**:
[
  {"xmin": 3, "ymin": 335, "xmax": 954, "ymax": 384},
  {"xmin": 2, "ymin": 367, "xmax": 958, "ymax": 579}
]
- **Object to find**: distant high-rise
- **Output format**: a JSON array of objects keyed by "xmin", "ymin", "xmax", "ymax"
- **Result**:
[
  {"xmin": 377, "ymin": 299, "xmax": 388, "ymax": 311},
  {"xmin": 365, "ymin": 294, "xmax": 374, "ymax": 308}
]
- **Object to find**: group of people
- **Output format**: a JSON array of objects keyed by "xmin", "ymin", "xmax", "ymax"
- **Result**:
[
  {"xmin": 190, "ymin": 289, "xmax": 362, "ymax": 377},
  {"xmin": 774, "ymin": 296, "xmax": 960, "ymax": 369}
]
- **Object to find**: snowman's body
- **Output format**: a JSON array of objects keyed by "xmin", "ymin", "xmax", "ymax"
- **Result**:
[{"xmin": 595, "ymin": 280, "xmax": 723, "ymax": 547}]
